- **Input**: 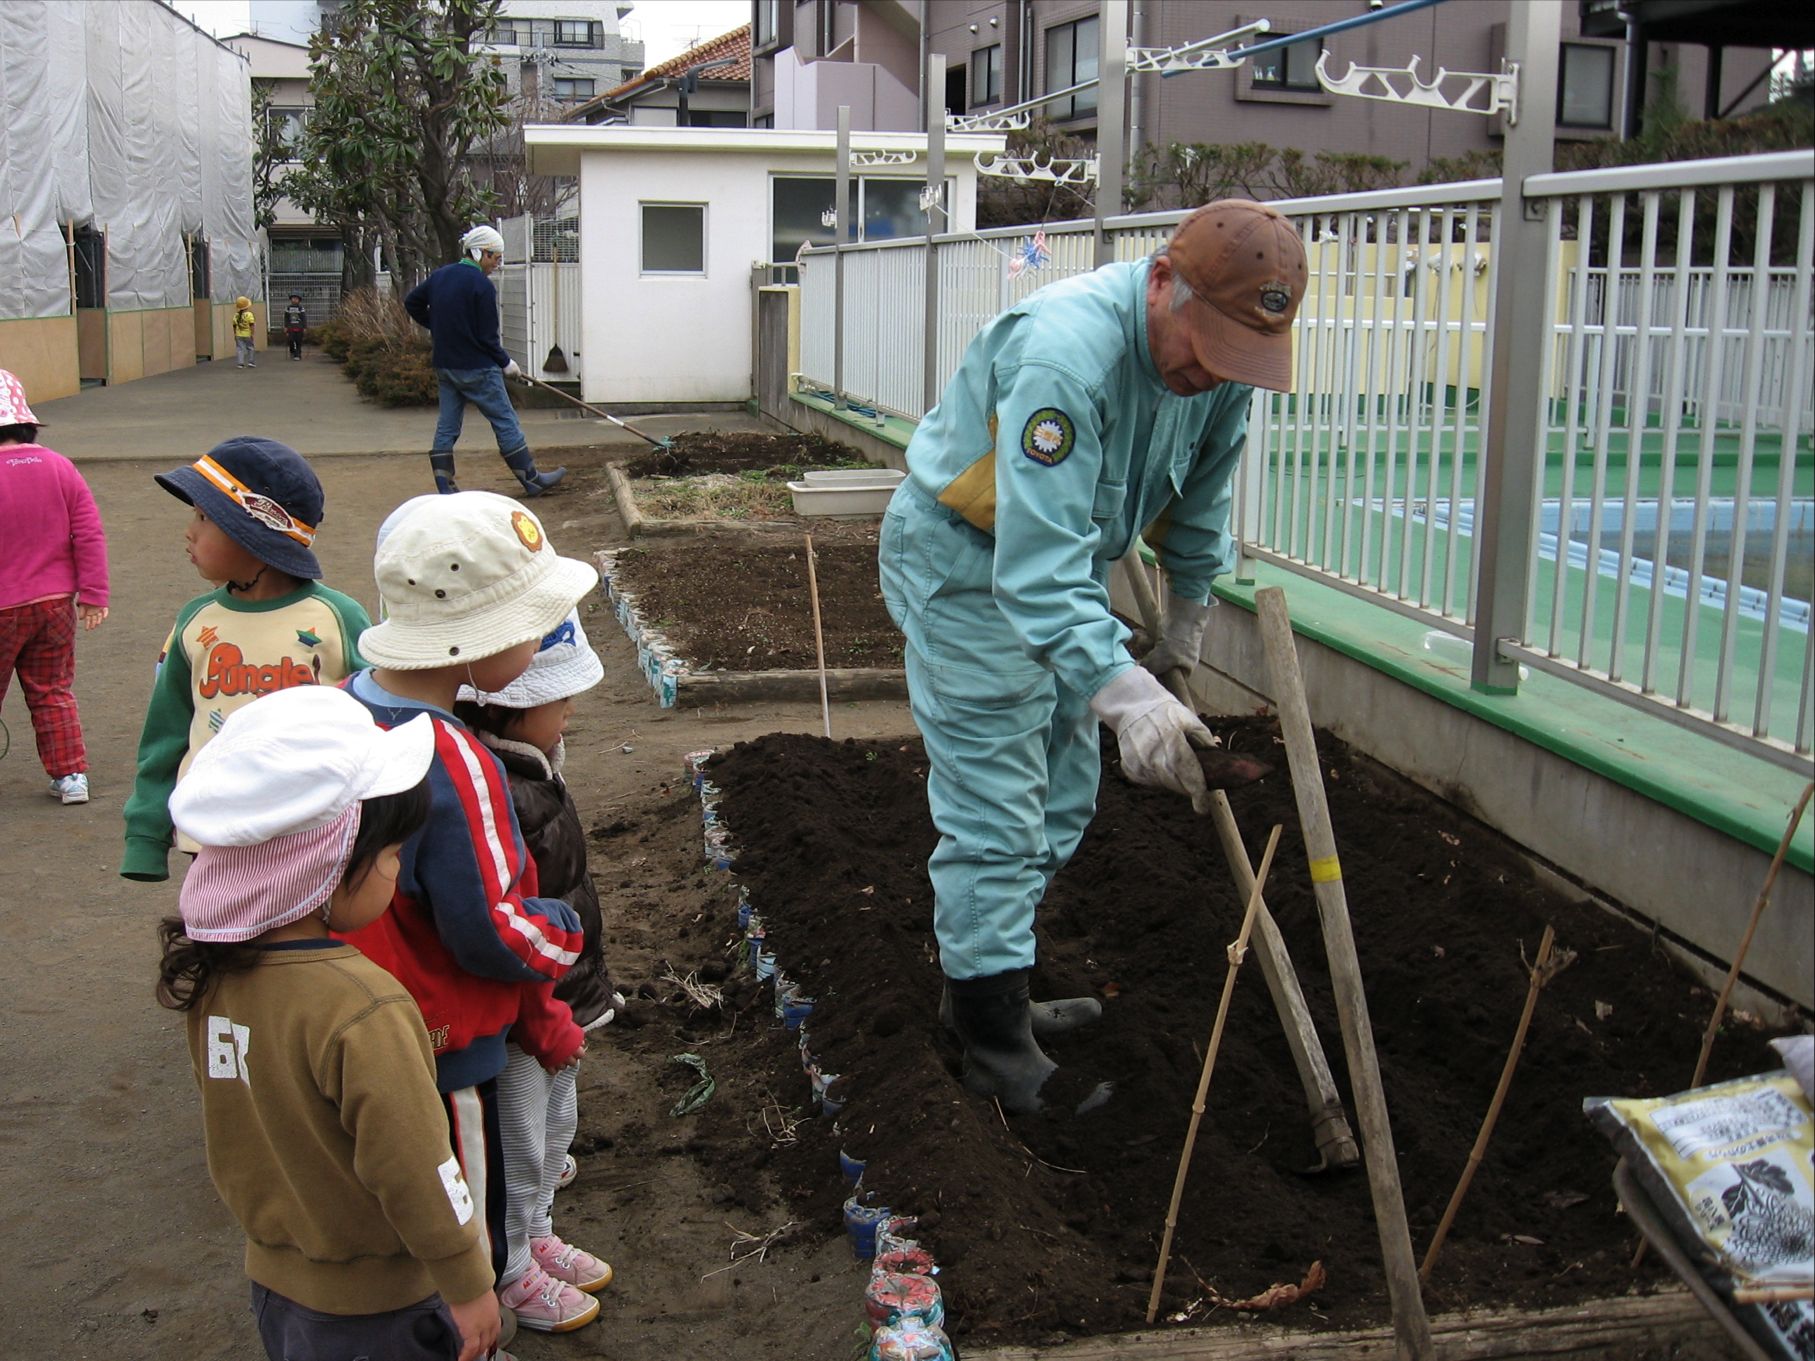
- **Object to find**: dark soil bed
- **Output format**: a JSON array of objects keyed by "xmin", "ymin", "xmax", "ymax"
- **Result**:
[
  {"xmin": 674, "ymin": 722, "xmax": 1776, "ymax": 1350},
  {"xmin": 626, "ymin": 430, "xmax": 869, "ymax": 479},
  {"xmin": 611, "ymin": 529, "xmax": 901, "ymax": 671}
]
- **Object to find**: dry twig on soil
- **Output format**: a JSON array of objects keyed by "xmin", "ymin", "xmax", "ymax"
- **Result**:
[
  {"xmin": 701, "ymin": 1220, "xmax": 803, "ymax": 1279},
  {"xmin": 660, "ymin": 964, "xmax": 725, "ymax": 1011}
]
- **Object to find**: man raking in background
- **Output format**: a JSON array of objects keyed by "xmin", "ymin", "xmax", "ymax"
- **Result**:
[
  {"xmin": 405, "ymin": 225, "xmax": 565, "ymax": 499},
  {"xmin": 879, "ymin": 200, "xmax": 1307, "ymax": 1115}
]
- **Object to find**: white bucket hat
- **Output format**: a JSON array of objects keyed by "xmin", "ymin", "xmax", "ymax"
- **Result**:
[
  {"xmin": 170, "ymin": 687, "xmax": 436, "ymax": 942},
  {"xmin": 360, "ymin": 491, "xmax": 598, "ymax": 670},
  {"xmin": 1, "ymin": 369, "xmax": 44, "ymax": 426},
  {"xmin": 459, "ymin": 609, "xmax": 604, "ymax": 708}
]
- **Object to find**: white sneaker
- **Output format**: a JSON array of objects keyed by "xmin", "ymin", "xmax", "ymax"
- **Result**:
[{"xmin": 50, "ymin": 773, "xmax": 89, "ymax": 804}]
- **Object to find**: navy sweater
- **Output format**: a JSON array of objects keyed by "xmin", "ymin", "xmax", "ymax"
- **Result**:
[{"xmin": 404, "ymin": 259, "xmax": 511, "ymax": 371}]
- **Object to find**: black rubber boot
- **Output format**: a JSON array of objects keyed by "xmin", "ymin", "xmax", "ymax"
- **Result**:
[
  {"xmin": 429, "ymin": 452, "xmax": 459, "ymax": 495},
  {"xmin": 939, "ymin": 982, "xmax": 1101, "ymax": 1040},
  {"xmin": 503, "ymin": 447, "xmax": 565, "ymax": 498},
  {"xmin": 945, "ymin": 970, "xmax": 1055, "ymax": 1114}
]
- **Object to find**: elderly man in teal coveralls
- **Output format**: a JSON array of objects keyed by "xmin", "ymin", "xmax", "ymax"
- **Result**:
[{"xmin": 879, "ymin": 200, "xmax": 1307, "ymax": 1113}]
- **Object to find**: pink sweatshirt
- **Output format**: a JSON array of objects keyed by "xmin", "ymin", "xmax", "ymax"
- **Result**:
[{"xmin": 0, "ymin": 443, "xmax": 110, "ymax": 611}]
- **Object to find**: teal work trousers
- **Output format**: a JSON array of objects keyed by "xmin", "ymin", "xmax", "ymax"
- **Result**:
[{"xmin": 878, "ymin": 489, "xmax": 1099, "ymax": 980}]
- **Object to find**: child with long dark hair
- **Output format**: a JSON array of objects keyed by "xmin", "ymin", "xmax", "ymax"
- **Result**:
[{"xmin": 157, "ymin": 685, "xmax": 500, "ymax": 1361}]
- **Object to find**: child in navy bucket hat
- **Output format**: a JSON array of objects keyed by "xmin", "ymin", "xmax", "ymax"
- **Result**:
[{"xmin": 121, "ymin": 436, "xmax": 374, "ymax": 883}]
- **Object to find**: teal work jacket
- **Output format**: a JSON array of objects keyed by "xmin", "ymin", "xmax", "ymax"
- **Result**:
[{"xmin": 899, "ymin": 258, "xmax": 1254, "ymax": 702}]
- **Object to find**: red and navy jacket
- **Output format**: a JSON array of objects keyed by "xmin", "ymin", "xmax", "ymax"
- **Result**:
[{"xmin": 339, "ymin": 671, "xmax": 583, "ymax": 1092}]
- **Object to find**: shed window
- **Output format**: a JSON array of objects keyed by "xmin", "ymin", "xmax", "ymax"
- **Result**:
[{"xmin": 641, "ymin": 203, "xmax": 706, "ymax": 274}]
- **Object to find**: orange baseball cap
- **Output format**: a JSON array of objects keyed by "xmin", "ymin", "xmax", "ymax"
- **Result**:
[{"xmin": 1164, "ymin": 199, "xmax": 1307, "ymax": 392}]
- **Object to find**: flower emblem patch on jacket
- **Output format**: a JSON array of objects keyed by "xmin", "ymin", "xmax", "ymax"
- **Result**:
[{"xmin": 1021, "ymin": 408, "xmax": 1075, "ymax": 466}]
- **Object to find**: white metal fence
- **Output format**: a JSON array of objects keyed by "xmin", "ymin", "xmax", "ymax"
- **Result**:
[
  {"xmin": 795, "ymin": 152, "xmax": 1814, "ymax": 766},
  {"xmin": 497, "ymin": 213, "xmax": 583, "ymax": 383}
]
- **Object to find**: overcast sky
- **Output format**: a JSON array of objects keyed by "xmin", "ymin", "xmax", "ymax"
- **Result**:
[{"xmin": 168, "ymin": 0, "xmax": 753, "ymax": 67}]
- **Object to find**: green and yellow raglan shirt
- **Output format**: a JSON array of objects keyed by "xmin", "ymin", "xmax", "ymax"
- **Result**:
[{"xmin": 121, "ymin": 582, "xmax": 371, "ymax": 880}]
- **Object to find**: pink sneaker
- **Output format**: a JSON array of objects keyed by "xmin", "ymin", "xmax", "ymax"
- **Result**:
[
  {"xmin": 497, "ymin": 1262, "xmax": 599, "ymax": 1332},
  {"xmin": 531, "ymin": 1234, "xmax": 614, "ymax": 1293}
]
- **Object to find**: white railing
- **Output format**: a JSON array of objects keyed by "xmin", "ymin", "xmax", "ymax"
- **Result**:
[
  {"xmin": 795, "ymin": 153, "xmax": 1813, "ymax": 765},
  {"xmin": 1517, "ymin": 152, "xmax": 1813, "ymax": 764}
]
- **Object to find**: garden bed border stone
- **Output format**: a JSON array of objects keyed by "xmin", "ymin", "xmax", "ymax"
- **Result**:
[
  {"xmin": 596, "ymin": 549, "xmax": 907, "ymax": 708},
  {"xmin": 683, "ymin": 749, "xmax": 955, "ymax": 1349}
]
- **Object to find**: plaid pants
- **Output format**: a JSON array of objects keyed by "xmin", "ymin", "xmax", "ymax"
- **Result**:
[{"xmin": 0, "ymin": 598, "xmax": 85, "ymax": 778}]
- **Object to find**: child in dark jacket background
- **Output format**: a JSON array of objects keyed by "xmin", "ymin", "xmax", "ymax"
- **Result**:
[{"xmin": 456, "ymin": 608, "xmax": 619, "ymax": 1328}]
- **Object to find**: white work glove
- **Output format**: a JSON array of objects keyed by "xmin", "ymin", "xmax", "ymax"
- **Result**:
[
  {"xmin": 1089, "ymin": 666, "xmax": 1215, "ymax": 814},
  {"xmin": 503, "ymin": 359, "xmax": 523, "ymax": 379},
  {"xmin": 1140, "ymin": 594, "xmax": 1214, "ymax": 682}
]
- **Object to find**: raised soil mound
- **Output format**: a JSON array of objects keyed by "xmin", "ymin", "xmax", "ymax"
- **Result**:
[{"xmin": 692, "ymin": 721, "xmax": 1776, "ymax": 1348}]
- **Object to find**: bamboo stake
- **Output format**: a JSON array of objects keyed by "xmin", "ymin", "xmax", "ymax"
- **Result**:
[
  {"xmin": 1635, "ymin": 780, "xmax": 1813, "ymax": 1270},
  {"xmin": 803, "ymin": 534, "xmax": 832, "ymax": 739},
  {"xmin": 1119, "ymin": 557, "xmax": 1359, "ymax": 1171},
  {"xmin": 1420, "ymin": 925, "xmax": 1574, "ymax": 1282},
  {"xmin": 1255, "ymin": 585, "xmax": 1434, "ymax": 1361},
  {"xmin": 1147, "ymin": 824, "xmax": 1285, "ymax": 1324}
]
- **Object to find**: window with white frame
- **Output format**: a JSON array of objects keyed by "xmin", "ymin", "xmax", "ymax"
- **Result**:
[
  {"xmin": 642, "ymin": 203, "xmax": 706, "ymax": 274},
  {"xmin": 551, "ymin": 77, "xmax": 594, "ymax": 100},
  {"xmin": 1044, "ymin": 15, "xmax": 1097, "ymax": 120},
  {"xmin": 971, "ymin": 44, "xmax": 1002, "ymax": 107},
  {"xmin": 1557, "ymin": 42, "xmax": 1616, "ymax": 128}
]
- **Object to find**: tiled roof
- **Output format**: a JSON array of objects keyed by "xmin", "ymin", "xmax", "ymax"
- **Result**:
[{"xmin": 594, "ymin": 23, "xmax": 751, "ymax": 106}]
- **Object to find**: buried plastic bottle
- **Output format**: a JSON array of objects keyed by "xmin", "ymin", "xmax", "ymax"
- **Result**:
[
  {"xmin": 874, "ymin": 1214, "xmax": 921, "ymax": 1260},
  {"xmin": 838, "ymin": 1148, "xmax": 867, "ymax": 1185},
  {"xmin": 864, "ymin": 1271, "xmax": 944, "ymax": 1332},
  {"xmin": 844, "ymin": 1190, "xmax": 890, "ymax": 1260},
  {"xmin": 782, "ymin": 993, "xmax": 814, "ymax": 1031},
  {"xmin": 869, "ymin": 1318, "xmax": 955, "ymax": 1361}
]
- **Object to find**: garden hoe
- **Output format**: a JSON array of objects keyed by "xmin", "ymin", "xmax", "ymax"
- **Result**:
[
  {"xmin": 514, "ymin": 373, "xmax": 671, "ymax": 451},
  {"xmin": 1119, "ymin": 555, "xmax": 1360, "ymax": 1174}
]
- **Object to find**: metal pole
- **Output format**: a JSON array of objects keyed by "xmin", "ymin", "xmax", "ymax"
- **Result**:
[
  {"xmin": 1470, "ymin": 0, "xmax": 1560, "ymax": 694},
  {"xmin": 833, "ymin": 105, "xmax": 850, "ymax": 411},
  {"xmin": 1095, "ymin": 0, "xmax": 1128, "ymax": 268},
  {"xmin": 924, "ymin": 55, "xmax": 946, "ymax": 415}
]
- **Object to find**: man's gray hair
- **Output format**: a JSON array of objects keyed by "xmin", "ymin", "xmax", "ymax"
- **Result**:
[{"xmin": 1152, "ymin": 248, "xmax": 1198, "ymax": 315}]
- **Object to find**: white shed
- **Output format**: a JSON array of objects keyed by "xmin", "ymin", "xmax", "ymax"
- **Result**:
[{"xmin": 523, "ymin": 124, "xmax": 1005, "ymax": 406}]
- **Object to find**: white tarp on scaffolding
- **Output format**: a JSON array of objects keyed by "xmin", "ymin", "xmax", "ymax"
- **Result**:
[{"xmin": 0, "ymin": 0, "xmax": 259, "ymax": 319}]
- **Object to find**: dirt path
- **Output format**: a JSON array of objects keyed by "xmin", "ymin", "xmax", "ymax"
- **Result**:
[{"xmin": 0, "ymin": 448, "xmax": 905, "ymax": 1360}]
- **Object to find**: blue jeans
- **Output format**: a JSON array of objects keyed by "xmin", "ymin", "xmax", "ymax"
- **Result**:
[{"xmin": 432, "ymin": 366, "xmax": 526, "ymax": 457}]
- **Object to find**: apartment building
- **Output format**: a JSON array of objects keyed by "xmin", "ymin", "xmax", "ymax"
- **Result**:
[{"xmin": 748, "ymin": 0, "xmax": 1781, "ymax": 180}]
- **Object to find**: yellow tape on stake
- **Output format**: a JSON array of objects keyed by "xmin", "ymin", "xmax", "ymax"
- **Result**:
[{"xmin": 1309, "ymin": 855, "xmax": 1343, "ymax": 883}]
